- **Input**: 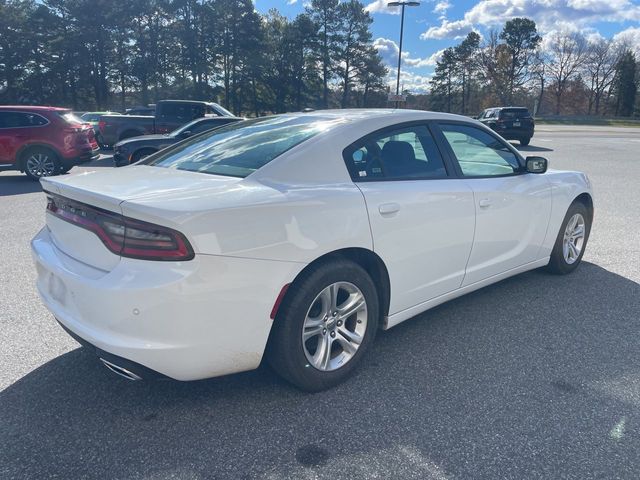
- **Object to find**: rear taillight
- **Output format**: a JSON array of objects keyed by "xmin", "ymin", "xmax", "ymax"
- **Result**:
[{"xmin": 45, "ymin": 192, "xmax": 194, "ymax": 261}]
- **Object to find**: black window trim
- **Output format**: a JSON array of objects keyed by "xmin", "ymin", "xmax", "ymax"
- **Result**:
[
  {"xmin": 341, "ymin": 120, "xmax": 457, "ymax": 183},
  {"xmin": 431, "ymin": 120, "xmax": 527, "ymax": 179},
  {"xmin": 0, "ymin": 110, "xmax": 50, "ymax": 129}
]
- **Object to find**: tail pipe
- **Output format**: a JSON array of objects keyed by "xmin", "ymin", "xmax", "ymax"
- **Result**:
[{"xmin": 100, "ymin": 358, "xmax": 143, "ymax": 381}]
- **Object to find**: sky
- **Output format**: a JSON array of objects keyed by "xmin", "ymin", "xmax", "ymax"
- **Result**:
[{"xmin": 254, "ymin": 0, "xmax": 640, "ymax": 93}]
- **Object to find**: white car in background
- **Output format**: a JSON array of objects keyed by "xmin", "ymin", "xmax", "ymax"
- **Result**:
[{"xmin": 31, "ymin": 110, "xmax": 593, "ymax": 391}]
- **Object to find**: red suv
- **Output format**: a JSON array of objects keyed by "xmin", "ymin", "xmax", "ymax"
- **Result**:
[{"xmin": 0, "ymin": 106, "xmax": 99, "ymax": 180}]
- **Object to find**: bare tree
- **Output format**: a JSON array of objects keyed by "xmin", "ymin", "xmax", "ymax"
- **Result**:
[
  {"xmin": 530, "ymin": 48, "xmax": 549, "ymax": 115},
  {"xmin": 547, "ymin": 31, "xmax": 589, "ymax": 115},
  {"xmin": 584, "ymin": 38, "xmax": 620, "ymax": 115}
]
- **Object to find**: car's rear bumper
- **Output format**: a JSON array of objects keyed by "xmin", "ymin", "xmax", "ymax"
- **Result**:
[
  {"xmin": 492, "ymin": 126, "xmax": 535, "ymax": 139},
  {"xmin": 61, "ymin": 147, "xmax": 100, "ymax": 167},
  {"xmin": 31, "ymin": 226, "xmax": 303, "ymax": 381}
]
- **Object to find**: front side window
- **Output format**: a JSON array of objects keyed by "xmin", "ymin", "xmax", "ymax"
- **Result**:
[
  {"xmin": 344, "ymin": 124, "xmax": 448, "ymax": 181},
  {"xmin": 440, "ymin": 124, "xmax": 521, "ymax": 177},
  {"xmin": 143, "ymin": 115, "xmax": 344, "ymax": 178}
]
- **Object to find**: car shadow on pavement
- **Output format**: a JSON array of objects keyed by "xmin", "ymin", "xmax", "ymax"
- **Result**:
[
  {"xmin": 1, "ymin": 262, "xmax": 639, "ymax": 479},
  {"xmin": 0, "ymin": 174, "xmax": 42, "ymax": 196}
]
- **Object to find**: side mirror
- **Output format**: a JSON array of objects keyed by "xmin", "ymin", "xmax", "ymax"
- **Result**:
[
  {"xmin": 471, "ymin": 115, "xmax": 478, "ymax": 120},
  {"xmin": 526, "ymin": 156, "xmax": 548, "ymax": 174}
]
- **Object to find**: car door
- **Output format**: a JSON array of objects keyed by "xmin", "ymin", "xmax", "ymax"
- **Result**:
[
  {"xmin": 343, "ymin": 123, "xmax": 476, "ymax": 315},
  {"xmin": 0, "ymin": 112, "xmax": 32, "ymax": 166},
  {"xmin": 435, "ymin": 122, "xmax": 552, "ymax": 286}
]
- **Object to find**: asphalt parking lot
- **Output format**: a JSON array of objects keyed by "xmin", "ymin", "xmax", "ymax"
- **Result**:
[{"xmin": 1, "ymin": 125, "xmax": 639, "ymax": 479}]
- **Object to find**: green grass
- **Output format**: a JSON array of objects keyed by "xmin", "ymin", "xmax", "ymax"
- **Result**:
[{"xmin": 535, "ymin": 116, "xmax": 640, "ymax": 127}]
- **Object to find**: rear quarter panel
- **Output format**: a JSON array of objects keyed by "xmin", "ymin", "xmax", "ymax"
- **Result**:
[{"xmin": 120, "ymin": 178, "xmax": 373, "ymax": 263}]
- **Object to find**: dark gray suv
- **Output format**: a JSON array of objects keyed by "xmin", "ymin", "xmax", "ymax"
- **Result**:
[{"xmin": 477, "ymin": 107, "xmax": 534, "ymax": 146}]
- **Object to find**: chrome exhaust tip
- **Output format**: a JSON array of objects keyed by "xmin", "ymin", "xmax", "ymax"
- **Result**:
[{"xmin": 100, "ymin": 358, "xmax": 142, "ymax": 381}]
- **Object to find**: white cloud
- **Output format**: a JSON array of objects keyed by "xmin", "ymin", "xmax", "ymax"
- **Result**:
[
  {"xmin": 433, "ymin": 0, "xmax": 451, "ymax": 14},
  {"xmin": 420, "ymin": 0, "xmax": 640, "ymax": 40},
  {"xmin": 373, "ymin": 37, "xmax": 441, "ymax": 70},
  {"xmin": 287, "ymin": 0, "xmax": 297, "ymax": 4},
  {"xmin": 392, "ymin": 70, "xmax": 433, "ymax": 93},
  {"xmin": 613, "ymin": 27, "xmax": 640, "ymax": 56},
  {"xmin": 364, "ymin": 0, "xmax": 400, "ymax": 15},
  {"xmin": 421, "ymin": 19, "xmax": 474, "ymax": 40}
]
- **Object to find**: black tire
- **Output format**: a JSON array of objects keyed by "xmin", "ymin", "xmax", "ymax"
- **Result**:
[
  {"xmin": 267, "ymin": 258, "xmax": 379, "ymax": 392},
  {"xmin": 547, "ymin": 201, "xmax": 591, "ymax": 275},
  {"xmin": 520, "ymin": 137, "xmax": 531, "ymax": 146},
  {"xmin": 131, "ymin": 148, "xmax": 156, "ymax": 164},
  {"xmin": 95, "ymin": 133, "xmax": 108, "ymax": 150},
  {"xmin": 22, "ymin": 147, "xmax": 62, "ymax": 180}
]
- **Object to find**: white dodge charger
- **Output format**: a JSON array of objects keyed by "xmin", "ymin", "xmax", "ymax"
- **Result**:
[{"xmin": 32, "ymin": 110, "xmax": 593, "ymax": 391}]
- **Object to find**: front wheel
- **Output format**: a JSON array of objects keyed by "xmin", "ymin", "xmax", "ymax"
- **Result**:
[
  {"xmin": 267, "ymin": 259, "xmax": 379, "ymax": 391},
  {"xmin": 131, "ymin": 148, "xmax": 156, "ymax": 164},
  {"xmin": 520, "ymin": 137, "xmax": 531, "ymax": 146},
  {"xmin": 547, "ymin": 202, "xmax": 591, "ymax": 274}
]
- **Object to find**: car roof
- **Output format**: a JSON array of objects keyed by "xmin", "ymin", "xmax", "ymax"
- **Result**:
[
  {"xmin": 0, "ymin": 105, "xmax": 69, "ymax": 112},
  {"xmin": 277, "ymin": 108, "xmax": 470, "ymax": 124},
  {"xmin": 486, "ymin": 106, "xmax": 529, "ymax": 110},
  {"xmin": 157, "ymin": 100, "xmax": 215, "ymax": 105}
]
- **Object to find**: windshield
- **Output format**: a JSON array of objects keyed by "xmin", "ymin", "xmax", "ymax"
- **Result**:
[
  {"xmin": 213, "ymin": 103, "xmax": 233, "ymax": 117},
  {"xmin": 143, "ymin": 115, "xmax": 342, "ymax": 178}
]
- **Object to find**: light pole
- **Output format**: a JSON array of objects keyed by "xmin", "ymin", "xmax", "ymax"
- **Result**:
[{"xmin": 388, "ymin": 1, "xmax": 419, "ymax": 108}]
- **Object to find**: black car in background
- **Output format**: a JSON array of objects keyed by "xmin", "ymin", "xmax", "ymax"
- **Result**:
[
  {"xmin": 477, "ymin": 107, "xmax": 535, "ymax": 146},
  {"xmin": 113, "ymin": 115, "xmax": 243, "ymax": 166}
]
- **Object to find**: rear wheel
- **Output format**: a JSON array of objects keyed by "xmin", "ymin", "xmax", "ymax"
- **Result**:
[
  {"xmin": 547, "ymin": 202, "xmax": 591, "ymax": 274},
  {"xmin": 267, "ymin": 259, "xmax": 379, "ymax": 391},
  {"xmin": 95, "ymin": 133, "xmax": 108, "ymax": 150},
  {"xmin": 23, "ymin": 148, "xmax": 61, "ymax": 180},
  {"xmin": 520, "ymin": 137, "xmax": 531, "ymax": 146}
]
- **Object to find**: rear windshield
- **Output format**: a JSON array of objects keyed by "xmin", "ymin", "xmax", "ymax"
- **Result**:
[
  {"xmin": 499, "ymin": 109, "xmax": 530, "ymax": 119},
  {"xmin": 142, "ymin": 115, "xmax": 343, "ymax": 178}
]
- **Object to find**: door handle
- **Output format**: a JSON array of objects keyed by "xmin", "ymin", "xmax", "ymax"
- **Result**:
[
  {"xmin": 379, "ymin": 203, "xmax": 401, "ymax": 215},
  {"xmin": 479, "ymin": 198, "xmax": 492, "ymax": 208}
]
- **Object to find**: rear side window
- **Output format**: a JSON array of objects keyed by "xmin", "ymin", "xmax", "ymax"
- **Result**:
[
  {"xmin": 344, "ymin": 124, "xmax": 448, "ymax": 181},
  {"xmin": 143, "ymin": 115, "xmax": 343, "ymax": 178},
  {"xmin": 0, "ymin": 112, "xmax": 48, "ymax": 128}
]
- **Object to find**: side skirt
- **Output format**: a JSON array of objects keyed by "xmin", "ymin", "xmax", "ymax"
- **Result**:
[{"xmin": 383, "ymin": 257, "xmax": 550, "ymax": 330}]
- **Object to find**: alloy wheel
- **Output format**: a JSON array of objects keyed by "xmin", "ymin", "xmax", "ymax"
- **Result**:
[
  {"xmin": 562, "ymin": 213, "xmax": 586, "ymax": 264},
  {"xmin": 26, "ymin": 153, "xmax": 56, "ymax": 178},
  {"xmin": 302, "ymin": 281, "xmax": 368, "ymax": 371}
]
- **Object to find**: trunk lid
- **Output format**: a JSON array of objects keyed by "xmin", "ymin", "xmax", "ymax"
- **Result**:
[{"xmin": 40, "ymin": 167, "xmax": 240, "ymax": 268}]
